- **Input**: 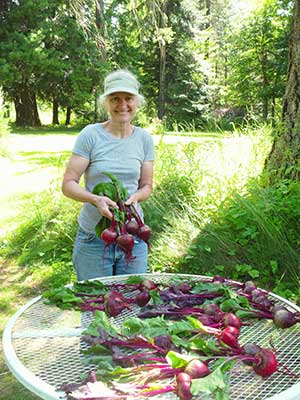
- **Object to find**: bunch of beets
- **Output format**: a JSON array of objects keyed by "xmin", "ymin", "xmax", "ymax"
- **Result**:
[
  {"xmin": 101, "ymin": 205, "xmax": 151, "ymax": 262},
  {"xmin": 92, "ymin": 172, "xmax": 152, "ymax": 262}
]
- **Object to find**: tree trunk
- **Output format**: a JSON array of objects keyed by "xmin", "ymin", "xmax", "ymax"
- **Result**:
[
  {"xmin": 157, "ymin": 1, "xmax": 167, "ymax": 120},
  {"xmin": 266, "ymin": 0, "xmax": 300, "ymax": 181},
  {"xmin": 204, "ymin": 0, "xmax": 211, "ymax": 59},
  {"xmin": 158, "ymin": 43, "xmax": 166, "ymax": 120},
  {"xmin": 52, "ymin": 99, "xmax": 59, "ymax": 125},
  {"xmin": 262, "ymin": 97, "xmax": 268, "ymax": 120},
  {"xmin": 95, "ymin": 0, "xmax": 106, "ymax": 62},
  {"xmin": 94, "ymin": 0, "xmax": 107, "ymax": 121},
  {"xmin": 13, "ymin": 83, "xmax": 41, "ymax": 127},
  {"xmin": 65, "ymin": 106, "xmax": 71, "ymax": 125}
]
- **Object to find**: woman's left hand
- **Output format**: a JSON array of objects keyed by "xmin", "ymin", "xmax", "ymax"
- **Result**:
[{"xmin": 124, "ymin": 195, "xmax": 138, "ymax": 209}]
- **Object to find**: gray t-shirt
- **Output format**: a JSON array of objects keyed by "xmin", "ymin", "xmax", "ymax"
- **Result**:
[{"xmin": 72, "ymin": 123, "xmax": 155, "ymax": 233}]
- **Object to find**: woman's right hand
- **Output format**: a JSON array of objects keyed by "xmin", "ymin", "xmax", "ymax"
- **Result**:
[{"xmin": 94, "ymin": 196, "xmax": 118, "ymax": 220}]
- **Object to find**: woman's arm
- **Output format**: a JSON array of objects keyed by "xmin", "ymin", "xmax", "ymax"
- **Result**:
[
  {"xmin": 62, "ymin": 154, "xmax": 117, "ymax": 219},
  {"xmin": 125, "ymin": 160, "xmax": 154, "ymax": 206}
]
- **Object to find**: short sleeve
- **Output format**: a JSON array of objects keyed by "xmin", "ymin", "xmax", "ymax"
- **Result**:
[
  {"xmin": 72, "ymin": 125, "xmax": 95, "ymax": 160},
  {"xmin": 143, "ymin": 133, "xmax": 155, "ymax": 162}
]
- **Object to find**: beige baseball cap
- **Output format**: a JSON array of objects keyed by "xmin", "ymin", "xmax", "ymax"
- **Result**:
[{"xmin": 102, "ymin": 70, "xmax": 139, "ymax": 97}]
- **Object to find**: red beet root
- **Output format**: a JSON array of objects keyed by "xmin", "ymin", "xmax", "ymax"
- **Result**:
[
  {"xmin": 253, "ymin": 348, "xmax": 277, "ymax": 377},
  {"xmin": 219, "ymin": 329, "xmax": 240, "ymax": 348},
  {"xmin": 222, "ymin": 325, "xmax": 240, "ymax": 337},
  {"xmin": 101, "ymin": 227, "xmax": 118, "ymax": 245},
  {"xmin": 223, "ymin": 313, "xmax": 242, "ymax": 329},
  {"xmin": 136, "ymin": 290, "xmax": 151, "ymax": 307},
  {"xmin": 176, "ymin": 372, "xmax": 192, "ymax": 400},
  {"xmin": 137, "ymin": 224, "xmax": 152, "ymax": 242},
  {"xmin": 126, "ymin": 220, "xmax": 139, "ymax": 235},
  {"xmin": 141, "ymin": 279, "xmax": 157, "ymax": 291},
  {"xmin": 104, "ymin": 291, "xmax": 131, "ymax": 317},
  {"xmin": 184, "ymin": 359, "xmax": 210, "ymax": 379},
  {"xmin": 116, "ymin": 234, "xmax": 134, "ymax": 255}
]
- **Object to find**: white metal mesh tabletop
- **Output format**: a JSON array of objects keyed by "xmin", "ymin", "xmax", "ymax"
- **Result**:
[{"xmin": 3, "ymin": 273, "xmax": 300, "ymax": 400}]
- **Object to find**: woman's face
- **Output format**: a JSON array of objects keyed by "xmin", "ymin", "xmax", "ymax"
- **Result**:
[{"xmin": 106, "ymin": 92, "xmax": 138, "ymax": 124}]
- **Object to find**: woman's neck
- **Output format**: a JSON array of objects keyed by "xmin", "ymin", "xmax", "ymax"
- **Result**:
[{"xmin": 103, "ymin": 120, "xmax": 134, "ymax": 138}]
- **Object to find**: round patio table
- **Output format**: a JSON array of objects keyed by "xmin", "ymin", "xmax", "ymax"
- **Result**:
[{"xmin": 3, "ymin": 273, "xmax": 300, "ymax": 400}]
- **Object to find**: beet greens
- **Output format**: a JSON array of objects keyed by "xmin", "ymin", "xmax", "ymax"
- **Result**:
[{"xmin": 62, "ymin": 308, "xmax": 297, "ymax": 400}]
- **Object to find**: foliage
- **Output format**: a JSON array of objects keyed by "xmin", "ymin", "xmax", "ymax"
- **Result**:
[
  {"xmin": 180, "ymin": 180, "xmax": 300, "ymax": 297},
  {"xmin": 0, "ymin": 0, "xmax": 295, "ymax": 128},
  {"xmin": 225, "ymin": 0, "xmax": 292, "ymax": 120},
  {"xmin": 0, "ymin": 0, "xmax": 104, "ymax": 126}
]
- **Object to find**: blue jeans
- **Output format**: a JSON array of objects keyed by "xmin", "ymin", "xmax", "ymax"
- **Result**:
[{"xmin": 73, "ymin": 227, "xmax": 148, "ymax": 281}]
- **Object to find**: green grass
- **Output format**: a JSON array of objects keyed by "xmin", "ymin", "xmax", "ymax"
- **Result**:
[
  {"xmin": 18, "ymin": 151, "xmax": 71, "ymax": 168},
  {"xmin": 1, "ymin": 121, "xmax": 300, "ymax": 398}
]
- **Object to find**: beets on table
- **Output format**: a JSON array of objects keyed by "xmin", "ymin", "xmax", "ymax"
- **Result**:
[
  {"xmin": 184, "ymin": 359, "xmax": 210, "ymax": 379},
  {"xmin": 176, "ymin": 372, "xmax": 193, "ymax": 400},
  {"xmin": 104, "ymin": 291, "xmax": 131, "ymax": 317}
]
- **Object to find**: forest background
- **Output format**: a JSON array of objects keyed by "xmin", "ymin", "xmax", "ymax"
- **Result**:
[{"xmin": 1, "ymin": 1, "xmax": 300, "ymax": 396}]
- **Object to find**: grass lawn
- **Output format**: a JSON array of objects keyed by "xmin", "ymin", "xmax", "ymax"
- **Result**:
[{"xmin": 0, "ymin": 128, "xmax": 77, "ymax": 400}]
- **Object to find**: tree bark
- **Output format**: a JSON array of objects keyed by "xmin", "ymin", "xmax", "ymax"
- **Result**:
[
  {"xmin": 158, "ymin": 43, "xmax": 166, "ymax": 120},
  {"xmin": 157, "ymin": 1, "xmax": 167, "ymax": 120},
  {"xmin": 13, "ymin": 83, "xmax": 41, "ymax": 127},
  {"xmin": 94, "ymin": 0, "xmax": 107, "ymax": 121},
  {"xmin": 65, "ymin": 106, "xmax": 71, "ymax": 126},
  {"xmin": 52, "ymin": 99, "xmax": 59, "ymax": 125},
  {"xmin": 95, "ymin": 0, "xmax": 106, "ymax": 62},
  {"xmin": 266, "ymin": 0, "xmax": 300, "ymax": 181}
]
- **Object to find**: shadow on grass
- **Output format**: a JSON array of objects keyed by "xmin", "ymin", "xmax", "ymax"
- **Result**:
[
  {"xmin": 174, "ymin": 183, "xmax": 300, "ymax": 296},
  {"xmin": 18, "ymin": 151, "xmax": 71, "ymax": 168},
  {"xmin": 7, "ymin": 124, "xmax": 82, "ymax": 136}
]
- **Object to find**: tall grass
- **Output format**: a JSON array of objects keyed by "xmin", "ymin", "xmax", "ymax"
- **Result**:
[{"xmin": 1, "ymin": 122, "xmax": 299, "ymax": 297}]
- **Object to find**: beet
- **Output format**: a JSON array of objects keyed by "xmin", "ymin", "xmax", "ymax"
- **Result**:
[
  {"xmin": 101, "ymin": 227, "xmax": 118, "ymax": 245},
  {"xmin": 223, "ymin": 313, "xmax": 242, "ymax": 329},
  {"xmin": 116, "ymin": 234, "xmax": 134, "ymax": 255},
  {"xmin": 243, "ymin": 343, "xmax": 261, "ymax": 356},
  {"xmin": 137, "ymin": 224, "xmax": 152, "ymax": 242},
  {"xmin": 253, "ymin": 348, "xmax": 277, "ymax": 377},
  {"xmin": 222, "ymin": 325, "xmax": 240, "ymax": 337},
  {"xmin": 184, "ymin": 359, "xmax": 210, "ymax": 379},
  {"xmin": 273, "ymin": 308, "xmax": 298, "ymax": 329},
  {"xmin": 176, "ymin": 372, "xmax": 192, "ymax": 400},
  {"xmin": 242, "ymin": 343, "xmax": 262, "ymax": 365},
  {"xmin": 177, "ymin": 282, "xmax": 192, "ymax": 293},
  {"xmin": 136, "ymin": 290, "xmax": 151, "ymax": 307},
  {"xmin": 141, "ymin": 279, "xmax": 157, "ymax": 291},
  {"xmin": 244, "ymin": 280, "xmax": 256, "ymax": 294},
  {"xmin": 203, "ymin": 303, "xmax": 221, "ymax": 315},
  {"xmin": 219, "ymin": 329, "xmax": 240, "ymax": 348},
  {"xmin": 104, "ymin": 291, "xmax": 131, "ymax": 317},
  {"xmin": 153, "ymin": 335, "xmax": 173, "ymax": 352},
  {"xmin": 126, "ymin": 220, "xmax": 139, "ymax": 235},
  {"xmin": 212, "ymin": 275, "xmax": 225, "ymax": 283}
]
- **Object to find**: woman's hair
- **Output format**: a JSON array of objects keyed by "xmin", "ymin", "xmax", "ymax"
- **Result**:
[{"xmin": 98, "ymin": 69, "xmax": 145, "ymax": 109}]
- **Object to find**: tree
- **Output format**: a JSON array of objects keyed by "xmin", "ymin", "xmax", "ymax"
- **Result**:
[
  {"xmin": 0, "ymin": 0, "xmax": 52, "ymax": 126},
  {"xmin": 37, "ymin": 3, "xmax": 104, "ymax": 125},
  {"xmin": 267, "ymin": 0, "xmax": 300, "ymax": 180},
  {"xmin": 225, "ymin": 0, "xmax": 291, "ymax": 120}
]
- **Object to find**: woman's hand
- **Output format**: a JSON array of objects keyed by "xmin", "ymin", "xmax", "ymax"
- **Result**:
[
  {"xmin": 124, "ymin": 195, "xmax": 138, "ymax": 209},
  {"xmin": 94, "ymin": 196, "xmax": 118, "ymax": 220}
]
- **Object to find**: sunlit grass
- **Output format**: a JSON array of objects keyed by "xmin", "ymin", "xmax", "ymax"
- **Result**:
[{"xmin": 145, "ymin": 124, "xmax": 274, "ymax": 273}]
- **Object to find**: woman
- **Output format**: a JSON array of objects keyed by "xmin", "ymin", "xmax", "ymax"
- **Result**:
[{"xmin": 62, "ymin": 69, "xmax": 155, "ymax": 281}]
